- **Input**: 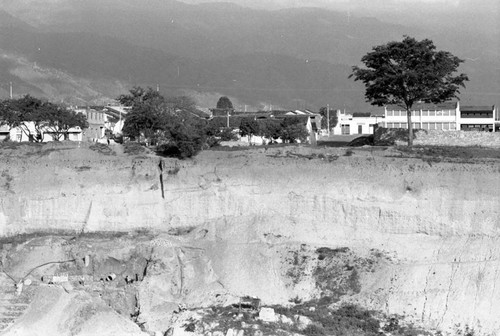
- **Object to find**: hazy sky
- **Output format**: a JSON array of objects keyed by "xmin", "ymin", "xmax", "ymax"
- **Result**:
[{"xmin": 178, "ymin": 0, "xmax": 498, "ymax": 16}]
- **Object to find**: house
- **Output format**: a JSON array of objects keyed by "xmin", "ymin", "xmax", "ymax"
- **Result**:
[
  {"xmin": 101, "ymin": 105, "xmax": 130, "ymax": 135},
  {"xmin": 0, "ymin": 125, "xmax": 10, "ymax": 141},
  {"xmin": 331, "ymin": 110, "xmax": 384, "ymax": 135},
  {"xmin": 273, "ymin": 112, "xmax": 322, "ymax": 144},
  {"xmin": 219, "ymin": 110, "xmax": 321, "ymax": 144},
  {"xmin": 74, "ymin": 106, "xmax": 107, "ymax": 141},
  {"xmin": 0, "ymin": 122, "xmax": 83, "ymax": 142}
]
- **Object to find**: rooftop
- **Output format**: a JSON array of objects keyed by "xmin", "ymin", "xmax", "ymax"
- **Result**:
[{"xmin": 460, "ymin": 106, "xmax": 495, "ymax": 112}]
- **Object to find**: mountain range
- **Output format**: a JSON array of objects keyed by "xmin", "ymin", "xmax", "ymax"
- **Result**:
[{"xmin": 0, "ymin": 0, "xmax": 498, "ymax": 112}]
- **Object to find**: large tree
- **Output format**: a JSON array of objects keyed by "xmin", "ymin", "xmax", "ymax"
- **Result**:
[
  {"xmin": 118, "ymin": 87, "xmax": 207, "ymax": 158},
  {"xmin": 350, "ymin": 36, "xmax": 468, "ymax": 146}
]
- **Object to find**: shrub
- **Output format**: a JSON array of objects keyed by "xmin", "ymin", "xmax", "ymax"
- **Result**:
[{"xmin": 219, "ymin": 127, "xmax": 238, "ymax": 141}]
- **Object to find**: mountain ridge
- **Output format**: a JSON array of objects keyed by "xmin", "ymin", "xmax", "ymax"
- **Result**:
[{"xmin": 0, "ymin": 1, "xmax": 498, "ymax": 111}]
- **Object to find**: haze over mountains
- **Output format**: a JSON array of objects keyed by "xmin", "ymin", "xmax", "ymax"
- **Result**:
[{"xmin": 0, "ymin": 0, "xmax": 498, "ymax": 111}]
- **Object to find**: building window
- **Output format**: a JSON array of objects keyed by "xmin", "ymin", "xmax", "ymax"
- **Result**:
[{"xmin": 341, "ymin": 124, "xmax": 350, "ymax": 135}]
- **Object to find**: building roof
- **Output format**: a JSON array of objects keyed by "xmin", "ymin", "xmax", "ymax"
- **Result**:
[
  {"xmin": 460, "ymin": 106, "xmax": 495, "ymax": 112},
  {"xmin": 352, "ymin": 112, "xmax": 372, "ymax": 118},
  {"xmin": 189, "ymin": 108, "xmax": 212, "ymax": 119},
  {"xmin": 386, "ymin": 102, "xmax": 458, "ymax": 111}
]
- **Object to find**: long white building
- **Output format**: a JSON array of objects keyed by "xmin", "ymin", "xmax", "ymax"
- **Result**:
[{"xmin": 383, "ymin": 102, "xmax": 497, "ymax": 132}]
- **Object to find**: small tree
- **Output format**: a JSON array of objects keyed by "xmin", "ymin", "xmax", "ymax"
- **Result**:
[
  {"xmin": 44, "ymin": 106, "xmax": 88, "ymax": 140},
  {"xmin": 239, "ymin": 117, "xmax": 259, "ymax": 141},
  {"xmin": 216, "ymin": 96, "xmax": 233, "ymax": 110},
  {"xmin": 350, "ymin": 36, "xmax": 468, "ymax": 146},
  {"xmin": 280, "ymin": 117, "xmax": 309, "ymax": 143},
  {"xmin": 258, "ymin": 119, "xmax": 282, "ymax": 143},
  {"xmin": 319, "ymin": 107, "xmax": 338, "ymax": 130}
]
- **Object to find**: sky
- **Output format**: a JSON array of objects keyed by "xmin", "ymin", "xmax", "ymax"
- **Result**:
[
  {"xmin": 178, "ymin": 0, "xmax": 497, "ymax": 17},
  {"xmin": 178, "ymin": 0, "xmax": 474, "ymax": 9}
]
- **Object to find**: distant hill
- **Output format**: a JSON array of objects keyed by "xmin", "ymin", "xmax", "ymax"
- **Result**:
[{"xmin": 0, "ymin": 1, "xmax": 498, "ymax": 111}]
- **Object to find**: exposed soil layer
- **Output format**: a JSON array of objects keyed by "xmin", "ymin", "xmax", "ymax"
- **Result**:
[{"xmin": 0, "ymin": 142, "xmax": 499, "ymax": 335}]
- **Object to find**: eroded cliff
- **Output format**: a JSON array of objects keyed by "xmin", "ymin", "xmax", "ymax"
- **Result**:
[{"xmin": 0, "ymin": 142, "xmax": 499, "ymax": 335}]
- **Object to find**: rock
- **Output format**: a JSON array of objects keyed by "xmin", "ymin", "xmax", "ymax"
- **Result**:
[
  {"xmin": 278, "ymin": 314, "xmax": 293, "ymax": 325},
  {"xmin": 258, "ymin": 307, "xmax": 277, "ymax": 322},
  {"xmin": 213, "ymin": 332, "xmax": 224, "ymax": 336},
  {"xmin": 226, "ymin": 329, "xmax": 235, "ymax": 336},
  {"xmin": 253, "ymin": 331, "xmax": 263, "ymax": 336},
  {"xmin": 235, "ymin": 330, "xmax": 244, "ymax": 336},
  {"xmin": 294, "ymin": 315, "xmax": 312, "ymax": 330}
]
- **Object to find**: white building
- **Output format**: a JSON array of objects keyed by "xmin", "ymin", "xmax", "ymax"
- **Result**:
[
  {"xmin": 459, "ymin": 106, "xmax": 497, "ymax": 132},
  {"xmin": 383, "ymin": 102, "xmax": 497, "ymax": 132},
  {"xmin": 331, "ymin": 110, "xmax": 384, "ymax": 135},
  {"xmin": 0, "ymin": 122, "xmax": 83, "ymax": 142}
]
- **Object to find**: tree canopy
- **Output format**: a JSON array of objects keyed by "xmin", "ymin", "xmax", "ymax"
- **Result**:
[
  {"xmin": 279, "ymin": 117, "xmax": 309, "ymax": 143},
  {"xmin": 216, "ymin": 96, "xmax": 233, "ymax": 110},
  {"xmin": 0, "ymin": 95, "xmax": 88, "ymax": 142},
  {"xmin": 118, "ymin": 87, "xmax": 207, "ymax": 158},
  {"xmin": 350, "ymin": 36, "xmax": 468, "ymax": 145}
]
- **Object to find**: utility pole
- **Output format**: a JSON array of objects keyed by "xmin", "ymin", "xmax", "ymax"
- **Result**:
[
  {"xmin": 9, "ymin": 82, "xmax": 13, "ymax": 99},
  {"xmin": 327, "ymin": 104, "xmax": 330, "ymax": 136},
  {"xmin": 227, "ymin": 109, "xmax": 230, "ymax": 128},
  {"xmin": 156, "ymin": 84, "xmax": 160, "ymax": 92}
]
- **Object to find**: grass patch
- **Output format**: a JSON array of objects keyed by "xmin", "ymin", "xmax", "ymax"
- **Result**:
[{"xmin": 394, "ymin": 145, "xmax": 500, "ymax": 161}]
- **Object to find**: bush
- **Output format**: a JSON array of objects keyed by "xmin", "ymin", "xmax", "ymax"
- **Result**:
[
  {"xmin": 219, "ymin": 127, "xmax": 238, "ymax": 141},
  {"xmin": 280, "ymin": 117, "xmax": 309, "ymax": 143},
  {"xmin": 373, "ymin": 127, "xmax": 420, "ymax": 146}
]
